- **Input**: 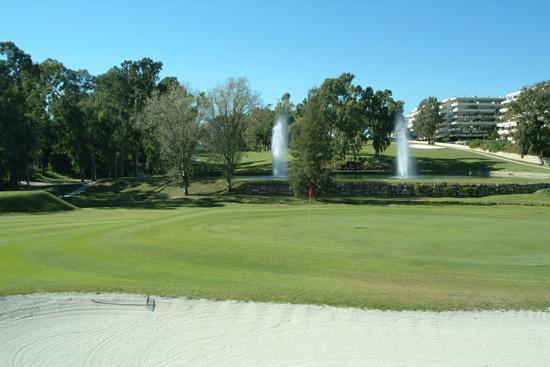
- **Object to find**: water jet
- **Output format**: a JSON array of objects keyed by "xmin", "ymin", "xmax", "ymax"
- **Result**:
[
  {"xmin": 272, "ymin": 115, "xmax": 288, "ymax": 178},
  {"xmin": 394, "ymin": 113, "xmax": 414, "ymax": 179}
]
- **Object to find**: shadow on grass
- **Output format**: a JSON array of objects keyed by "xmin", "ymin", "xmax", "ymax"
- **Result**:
[
  {"xmin": 93, "ymin": 176, "xmax": 173, "ymax": 193},
  {"xmin": 355, "ymin": 152, "xmax": 503, "ymax": 176},
  {"xmin": 318, "ymin": 197, "xmax": 470, "ymax": 207},
  {"xmin": 66, "ymin": 190, "xmax": 550, "ymax": 210},
  {"xmin": 415, "ymin": 157, "xmax": 499, "ymax": 175},
  {"xmin": 67, "ymin": 193, "xmax": 226, "ymax": 209},
  {"xmin": 236, "ymin": 161, "xmax": 272, "ymax": 176},
  {"xmin": 67, "ymin": 189, "xmax": 305, "ymax": 209}
]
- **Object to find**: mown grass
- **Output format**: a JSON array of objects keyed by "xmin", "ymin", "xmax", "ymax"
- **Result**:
[
  {"xmin": 33, "ymin": 169, "xmax": 80, "ymax": 183},
  {"xmin": 0, "ymin": 190, "xmax": 76, "ymax": 213},
  {"xmin": 230, "ymin": 145, "xmax": 550, "ymax": 184},
  {"xmin": 359, "ymin": 143, "xmax": 550, "ymax": 174},
  {"xmin": 230, "ymin": 144, "xmax": 550, "ymax": 176},
  {"xmin": 320, "ymin": 190, "xmax": 550, "ymax": 207},
  {"xmin": 1, "ymin": 202, "xmax": 549, "ymax": 310},
  {"xmin": 332, "ymin": 175, "xmax": 550, "ymax": 184},
  {"xmin": 4, "ymin": 146, "xmax": 550, "ymax": 311}
]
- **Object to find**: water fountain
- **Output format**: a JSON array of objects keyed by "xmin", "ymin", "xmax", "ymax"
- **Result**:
[
  {"xmin": 394, "ymin": 113, "xmax": 414, "ymax": 179},
  {"xmin": 272, "ymin": 115, "xmax": 288, "ymax": 178}
]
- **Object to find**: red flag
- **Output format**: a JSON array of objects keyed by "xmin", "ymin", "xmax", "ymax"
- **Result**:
[{"xmin": 309, "ymin": 187, "xmax": 315, "ymax": 200}]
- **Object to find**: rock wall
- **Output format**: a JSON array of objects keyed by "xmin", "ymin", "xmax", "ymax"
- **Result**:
[
  {"xmin": 236, "ymin": 181, "xmax": 550, "ymax": 198},
  {"xmin": 236, "ymin": 182, "xmax": 292, "ymax": 195}
]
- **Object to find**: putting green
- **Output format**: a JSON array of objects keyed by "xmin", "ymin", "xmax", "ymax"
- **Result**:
[{"xmin": 1, "ymin": 203, "xmax": 550, "ymax": 310}]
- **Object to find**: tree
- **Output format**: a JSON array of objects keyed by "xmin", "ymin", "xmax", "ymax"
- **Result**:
[
  {"xmin": 507, "ymin": 82, "xmax": 550, "ymax": 162},
  {"xmin": 288, "ymin": 91, "xmax": 333, "ymax": 195},
  {"xmin": 92, "ymin": 68, "xmax": 126, "ymax": 178},
  {"xmin": 244, "ymin": 106, "xmax": 275, "ymax": 151},
  {"xmin": 204, "ymin": 78, "xmax": 259, "ymax": 191},
  {"xmin": 91, "ymin": 59, "xmax": 162, "ymax": 178},
  {"xmin": 157, "ymin": 76, "xmax": 180, "ymax": 95},
  {"xmin": 318, "ymin": 73, "xmax": 365, "ymax": 159},
  {"xmin": 50, "ymin": 68, "xmax": 95, "ymax": 181},
  {"xmin": 79, "ymin": 94, "xmax": 100, "ymax": 180},
  {"xmin": 275, "ymin": 92, "xmax": 294, "ymax": 118},
  {"xmin": 364, "ymin": 89, "xmax": 403, "ymax": 157},
  {"xmin": 118, "ymin": 58, "xmax": 163, "ymax": 176},
  {"xmin": 413, "ymin": 97, "xmax": 441, "ymax": 144},
  {"xmin": 0, "ymin": 42, "xmax": 40, "ymax": 187},
  {"xmin": 142, "ymin": 84, "xmax": 201, "ymax": 195},
  {"xmin": 34, "ymin": 59, "xmax": 65, "ymax": 175}
]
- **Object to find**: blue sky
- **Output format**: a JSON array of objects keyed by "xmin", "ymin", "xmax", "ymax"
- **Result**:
[{"xmin": 2, "ymin": 0, "xmax": 549, "ymax": 112}]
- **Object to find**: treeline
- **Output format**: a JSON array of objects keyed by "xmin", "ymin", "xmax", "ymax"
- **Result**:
[
  {"xmin": 0, "ymin": 42, "xmax": 268, "ymax": 187},
  {"xmin": 1, "ymin": 42, "xmax": 403, "ymax": 193},
  {"xmin": 1, "ymin": 41, "xmax": 167, "ymax": 186}
]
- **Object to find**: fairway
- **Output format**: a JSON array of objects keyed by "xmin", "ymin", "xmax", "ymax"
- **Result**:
[{"xmin": 2, "ymin": 203, "xmax": 550, "ymax": 310}]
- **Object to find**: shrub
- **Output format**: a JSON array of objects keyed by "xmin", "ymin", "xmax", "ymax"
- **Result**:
[
  {"xmin": 467, "ymin": 140, "xmax": 519, "ymax": 154},
  {"xmin": 328, "ymin": 157, "xmax": 391, "ymax": 173}
]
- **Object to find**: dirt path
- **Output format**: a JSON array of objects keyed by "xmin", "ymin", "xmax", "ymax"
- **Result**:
[
  {"xmin": 63, "ymin": 179, "xmax": 106, "ymax": 198},
  {"xmin": 1, "ymin": 293, "xmax": 549, "ymax": 366}
]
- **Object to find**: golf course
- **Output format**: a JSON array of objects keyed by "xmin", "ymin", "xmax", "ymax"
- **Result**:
[
  {"xmin": 2, "ymin": 13, "xmax": 550, "ymax": 364},
  {"xmin": 2, "ymin": 183, "xmax": 550, "ymax": 311}
]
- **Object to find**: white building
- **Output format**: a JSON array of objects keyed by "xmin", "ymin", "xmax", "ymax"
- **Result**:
[
  {"xmin": 438, "ymin": 97, "xmax": 504, "ymax": 140},
  {"xmin": 406, "ymin": 107, "xmax": 418, "ymax": 134},
  {"xmin": 497, "ymin": 91, "xmax": 521, "ymax": 142}
]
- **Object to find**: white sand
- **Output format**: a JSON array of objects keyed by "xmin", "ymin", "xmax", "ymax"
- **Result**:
[{"xmin": 1, "ymin": 293, "xmax": 549, "ymax": 366}]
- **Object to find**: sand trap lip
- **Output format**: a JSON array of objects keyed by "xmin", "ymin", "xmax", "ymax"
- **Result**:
[
  {"xmin": 1, "ymin": 293, "xmax": 550, "ymax": 367},
  {"xmin": 410, "ymin": 143, "xmax": 443, "ymax": 149}
]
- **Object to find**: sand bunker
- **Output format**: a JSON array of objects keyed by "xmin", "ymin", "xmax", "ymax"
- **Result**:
[{"xmin": 1, "ymin": 293, "xmax": 549, "ymax": 366}]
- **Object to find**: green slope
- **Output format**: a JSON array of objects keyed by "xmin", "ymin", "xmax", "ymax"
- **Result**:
[{"xmin": 0, "ymin": 190, "xmax": 77, "ymax": 213}]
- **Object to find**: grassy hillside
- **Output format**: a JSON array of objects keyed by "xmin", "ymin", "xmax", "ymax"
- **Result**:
[
  {"xmin": 360, "ymin": 143, "xmax": 550, "ymax": 174},
  {"xmin": 227, "ymin": 144, "xmax": 550, "ymax": 176},
  {"xmin": 221, "ymin": 144, "xmax": 550, "ymax": 180},
  {"xmin": 0, "ymin": 191, "xmax": 77, "ymax": 213},
  {"xmin": 1, "ymin": 202, "xmax": 550, "ymax": 310}
]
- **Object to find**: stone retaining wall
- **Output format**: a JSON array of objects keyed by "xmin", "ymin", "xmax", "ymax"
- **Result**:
[
  {"xmin": 236, "ymin": 182, "xmax": 293, "ymax": 195},
  {"xmin": 236, "ymin": 181, "xmax": 550, "ymax": 198}
]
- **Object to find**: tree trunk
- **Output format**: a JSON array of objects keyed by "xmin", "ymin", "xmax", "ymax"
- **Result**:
[
  {"xmin": 44, "ymin": 149, "xmax": 51, "ymax": 175},
  {"xmin": 134, "ymin": 148, "xmax": 139, "ymax": 177},
  {"xmin": 9, "ymin": 168, "xmax": 18, "ymax": 188},
  {"xmin": 25, "ymin": 164, "xmax": 30, "ymax": 187},
  {"xmin": 183, "ymin": 175, "xmax": 189, "ymax": 196},
  {"xmin": 226, "ymin": 175, "xmax": 232, "ymax": 192},
  {"xmin": 91, "ymin": 153, "xmax": 97, "ymax": 181},
  {"xmin": 80, "ymin": 167, "xmax": 85, "ymax": 183}
]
